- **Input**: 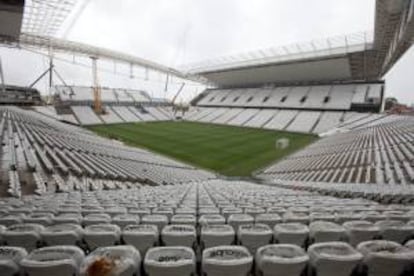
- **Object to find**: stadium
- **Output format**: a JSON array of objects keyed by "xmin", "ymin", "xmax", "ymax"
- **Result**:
[{"xmin": 0, "ymin": 0, "xmax": 414, "ymax": 275}]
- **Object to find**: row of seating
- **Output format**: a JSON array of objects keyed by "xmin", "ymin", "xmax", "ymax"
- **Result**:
[
  {"xmin": 1, "ymin": 240, "xmax": 414, "ymax": 276},
  {"xmin": 184, "ymin": 107, "xmax": 391, "ymax": 135},
  {"xmin": 196, "ymin": 83, "xmax": 383, "ymax": 110},
  {"xmin": 259, "ymin": 115, "xmax": 414, "ymax": 185},
  {"xmin": 0, "ymin": 107, "xmax": 215, "ymax": 196}
]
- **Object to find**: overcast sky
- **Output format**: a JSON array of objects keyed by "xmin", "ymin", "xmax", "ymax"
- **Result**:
[{"xmin": 1, "ymin": 0, "xmax": 413, "ymax": 104}]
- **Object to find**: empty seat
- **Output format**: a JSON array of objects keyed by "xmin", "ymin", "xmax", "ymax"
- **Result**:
[
  {"xmin": 0, "ymin": 246, "xmax": 28, "ymax": 276},
  {"xmin": 375, "ymin": 220, "xmax": 414, "ymax": 244},
  {"xmin": 255, "ymin": 244, "xmax": 308, "ymax": 276},
  {"xmin": 170, "ymin": 215, "xmax": 196, "ymax": 225},
  {"xmin": 20, "ymin": 246, "xmax": 84, "ymax": 276},
  {"xmin": 199, "ymin": 214, "xmax": 226, "ymax": 226},
  {"xmin": 80, "ymin": 245, "xmax": 140, "ymax": 276},
  {"xmin": 0, "ymin": 215, "xmax": 23, "ymax": 227},
  {"xmin": 144, "ymin": 246, "xmax": 195, "ymax": 276},
  {"xmin": 141, "ymin": 215, "xmax": 169, "ymax": 232},
  {"xmin": 82, "ymin": 214, "xmax": 111, "ymax": 226},
  {"xmin": 83, "ymin": 224, "xmax": 121, "ymax": 250},
  {"xmin": 161, "ymin": 225, "xmax": 196, "ymax": 247},
  {"xmin": 308, "ymin": 242, "xmax": 362, "ymax": 276},
  {"xmin": 228, "ymin": 214, "xmax": 254, "ymax": 231},
  {"xmin": 343, "ymin": 220, "xmax": 380, "ymax": 247},
  {"xmin": 41, "ymin": 224, "xmax": 84, "ymax": 246},
  {"xmin": 111, "ymin": 214, "xmax": 139, "ymax": 229},
  {"xmin": 202, "ymin": 246, "xmax": 253, "ymax": 276},
  {"xmin": 23, "ymin": 213, "xmax": 53, "ymax": 226},
  {"xmin": 309, "ymin": 221, "xmax": 346, "ymax": 244},
  {"xmin": 283, "ymin": 212, "xmax": 310, "ymax": 224},
  {"xmin": 357, "ymin": 240, "xmax": 414, "ymax": 276},
  {"xmin": 201, "ymin": 224, "xmax": 235, "ymax": 249},
  {"xmin": 237, "ymin": 224, "xmax": 272, "ymax": 253},
  {"xmin": 255, "ymin": 213, "xmax": 282, "ymax": 228},
  {"xmin": 122, "ymin": 224, "xmax": 159, "ymax": 254},
  {"xmin": 274, "ymin": 223, "xmax": 309, "ymax": 247},
  {"xmin": 2, "ymin": 224, "xmax": 44, "ymax": 252},
  {"xmin": 53, "ymin": 213, "xmax": 82, "ymax": 225}
]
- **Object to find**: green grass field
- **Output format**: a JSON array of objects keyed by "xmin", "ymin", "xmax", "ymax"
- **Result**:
[{"xmin": 88, "ymin": 122, "xmax": 317, "ymax": 177}]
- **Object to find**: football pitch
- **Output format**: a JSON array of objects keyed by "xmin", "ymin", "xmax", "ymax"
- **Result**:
[{"xmin": 88, "ymin": 121, "xmax": 318, "ymax": 177}]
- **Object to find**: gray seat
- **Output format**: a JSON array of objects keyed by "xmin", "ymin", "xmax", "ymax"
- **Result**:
[
  {"xmin": 273, "ymin": 223, "xmax": 309, "ymax": 247},
  {"xmin": 201, "ymin": 224, "xmax": 235, "ymax": 249},
  {"xmin": 2, "ymin": 224, "xmax": 45, "ymax": 252},
  {"xmin": 357, "ymin": 240, "xmax": 414, "ymax": 276},
  {"xmin": 0, "ymin": 215, "xmax": 23, "ymax": 227},
  {"xmin": 83, "ymin": 224, "xmax": 121, "ymax": 250},
  {"xmin": 52, "ymin": 213, "xmax": 83, "ymax": 224},
  {"xmin": 255, "ymin": 244, "xmax": 308, "ymax": 276},
  {"xmin": 375, "ymin": 220, "xmax": 414, "ymax": 244},
  {"xmin": 21, "ymin": 246, "xmax": 84, "ymax": 276},
  {"xmin": 228, "ymin": 214, "xmax": 254, "ymax": 231},
  {"xmin": 161, "ymin": 225, "xmax": 196, "ymax": 247},
  {"xmin": 199, "ymin": 214, "xmax": 226, "ymax": 226},
  {"xmin": 202, "ymin": 246, "xmax": 253, "ymax": 276},
  {"xmin": 0, "ymin": 246, "xmax": 28, "ymax": 276},
  {"xmin": 42, "ymin": 224, "xmax": 84, "ymax": 246},
  {"xmin": 111, "ymin": 214, "xmax": 139, "ymax": 229},
  {"xmin": 144, "ymin": 246, "xmax": 195, "ymax": 276},
  {"xmin": 170, "ymin": 215, "xmax": 196, "ymax": 225},
  {"xmin": 80, "ymin": 245, "xmax": 140, "ymax": 276},
  {"xmin": 82, "ymin": 213, "xmax": 111, "ymax": 227},
  {"xmin": 309, "ymin": 221, "xmax": 346, "ymax": 244},
  {"xmin": 122, "ymin": 224, "xmax": 159, "ymax": 255},
  {"xmin": 308, "ymin": 242, "xmax": 362, "ymax": 276},
  {"xmin": 141, "ymin": 215, "xmax": 169, "ymax": 232},
  {"xmin": 237, "ymin": 224, "xmax": 272, "ymax": 254},
  {"xmin": 255, "ymin": 213, "xmax": 282, "ymax": 229},
  {"xmin": 343, "ymin": 220, "xmax": 380, "ymax": 245}
]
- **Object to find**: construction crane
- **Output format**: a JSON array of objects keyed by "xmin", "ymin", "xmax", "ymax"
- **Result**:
[{"xmin": 91, "ymin": 56, "xmax": 103, "ymax": 114}]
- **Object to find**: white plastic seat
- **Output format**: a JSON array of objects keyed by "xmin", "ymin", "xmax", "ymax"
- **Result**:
[
  {"xmin": 111, "ymin": 214, "xmax": 139, "ymax": 229},
  {"xmin": 82, "ymin": 213, "xmax": 111, "ymax": 226},
  {"xmin": 201, "ymin": 224, "xmax": 235, "ymax": 249},
  {"xmin": 222, "ymin": 208, "xmax": 243, "ymax": 221},
  {"xmin": 309, "ymin": 221, "xmax": 346, "ymax": 244},
  {"xmin": 255, "ymin": 213, "xmax": 282, "ymax": 229},
  {"xmin": 228, "ymin": 214, "xmax": 254, "ymax": 231},
  {"xmin": 161, "ymin": 225, "xmax": 196, "ymax": 247},
  {"xmin": 141, "ymin": 215, "xmax": 169, "ymax": 232},
  {"xmin": 144, "ymin": 246, "xmax": 195, "ymax": 276},
  {"xmin": 255, "ymin": 244, "xmax": 308, "ymax": 276},
  {"xmin": 343, "ymin": 220, "xmax": 380, "ymax": 247},
  {"xmin": 308, "ymin": 242, "xmax": 362, "ymax": 276},
  {"xmin": 122, "ymin": 224, "xmax": 159, "ymax": 254},
  {"xmin": 310, "ymin": 212, "xmax": 336, "ymax": 223},
  {"xmin": 357, "ymin": 240, "xmax": 414, "ymax": 276},
  {"xmin": 406, "ymin": 240, "xmax": 414, "ymax": 249},
  {"xmin": 52, "ymin": 213, "xmax": 83, "ymax": 224},
  {"xmin": 20, "ymin": 246, "xmax": 84, "ymax": 276},
  {"xmin": 0, "ymin": 246, "xmax": 28, "ymax": 276},
  {"xmin": 23, "ymin": 214, "xmax": 53, "ymax": 226},
  {"xmin": 80, "ymin": 245, "xmax": 140, "ymax": 276},
  {"xmin": 237, "ymin": 224, "xmax": 272, "ymax": 254},
  {"xmin": 2, "ymin": 224, "xmax": 45, "ymax": 252},
  {"xmin": 202, "ymin": 246, "xmax": 253, "ymax": 276},
  {"xmin": 375, "ymin": 220, "xmax": 414, "ymax": 244},
  {"xmin": 283, "ymin": 212, "xmax": 309, "ymax": 224},
  {"xmin": 42, "ymin": 224, "xmax": 84, "ymax": 246},
  {"xmin": 0, "ymin": 215, "xmax": 23, "ymax": 227},
  {"xmin": 199, "ymin": 214, "xmax": 226, "ymax": 226},
  {"xmin": 273, "ymin": 223, "xmax": 309, "ymax": 247},
  {"xmin": 83, "ymin": 224, "xmax": 121, "ymax": 250},
  {"xmin": 170, "ymin": 215, "xmax": 196, "ymax": 225}
]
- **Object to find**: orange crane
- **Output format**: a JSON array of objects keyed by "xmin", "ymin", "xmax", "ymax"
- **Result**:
[{"xmin": 91, "ymin": 56, "xmax": 103, "ymax": 114}]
